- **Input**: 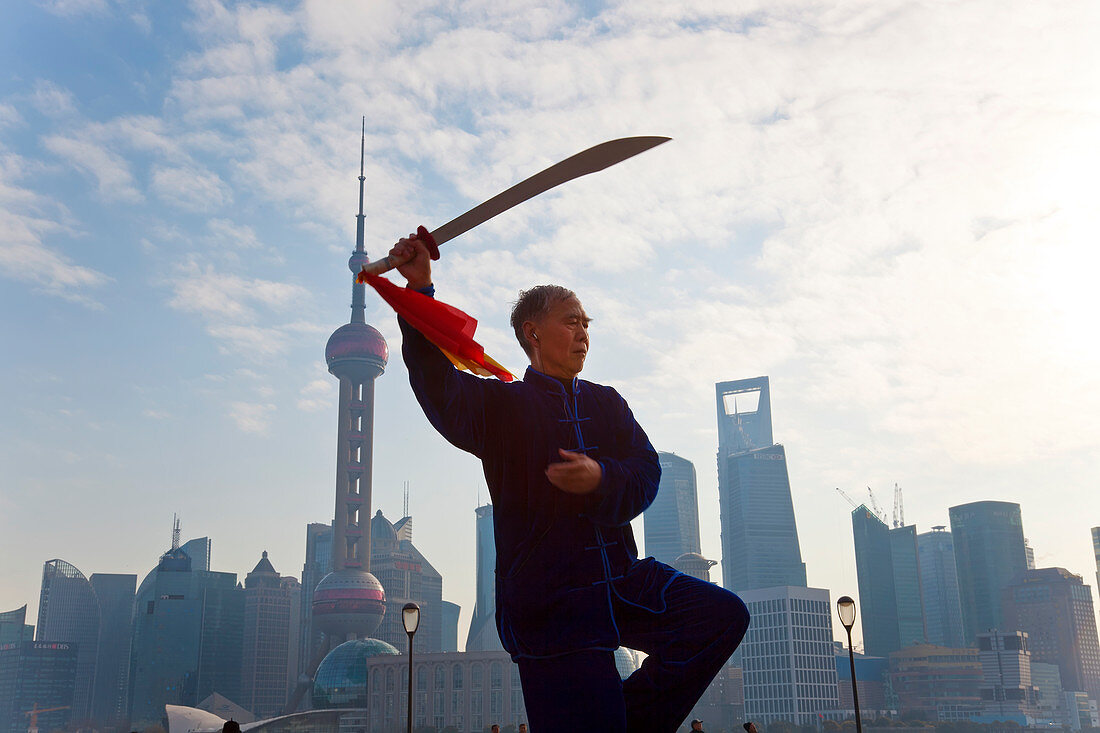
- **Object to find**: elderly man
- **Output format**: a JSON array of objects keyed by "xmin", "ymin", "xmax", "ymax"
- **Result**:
[{"xmin": 389, "ymin": 236, "xmax": 749, "ymax": 732}]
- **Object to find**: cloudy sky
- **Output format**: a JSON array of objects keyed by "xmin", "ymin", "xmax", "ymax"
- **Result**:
[{"xmin": 2, "ymin": 0, "xmax": 1099, "ymax": 651}]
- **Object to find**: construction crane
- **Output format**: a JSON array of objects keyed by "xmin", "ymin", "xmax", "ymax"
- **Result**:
[
  {"xmin": 866, "ymin": 486, "xmax": 887, "ymax": 523},
  {"xmin": 893, "ymin": 483, "xmax": 905, "ymax": 528},
  {"xmin": 24, "ymin": 703, "xmax": 69, "ymax": 733},
  {"xmin": 836, "ymin": 487, "xmax": 860, "ymax": 510}
]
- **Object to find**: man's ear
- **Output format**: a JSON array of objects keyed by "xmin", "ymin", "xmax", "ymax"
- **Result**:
[{"xmin": 522, "ymin": 321, "xmax": 538, "ymax": 346}]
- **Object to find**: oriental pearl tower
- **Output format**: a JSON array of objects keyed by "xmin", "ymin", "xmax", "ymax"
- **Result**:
[
  {"xmin": 284, "ymin": 123, "xmax": 397, "ymax": 713},
  {"xmin": 313, "ymin": 121, "xmax": 388, "ymax": 639}
]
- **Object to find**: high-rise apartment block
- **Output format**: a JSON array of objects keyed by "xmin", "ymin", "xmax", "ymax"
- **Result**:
[
  {"xmin": 467, "ymin": 504, "xmax": 504, "ymax": 652},
  {"xmin": 716, "ymin": 377, "xmax": 806, "ymax": 593},
  {"xmin": 948, "ymin": 501, "xmax": 1028, "ymax": 645},
  {"xmin": 241, "ymin": 552, "xmax": 301, "ymax": 719},
  {"xmin": 917, "ymin": 527, "xmax": 967, "ymax": 649},
  {"xmin": 644, "ymin": 452, "xmax": 701, "ymax": 565},
  {"xmin": 1001, "ymin": 567, "xmax": 1100, "ymax": 703},
  {"xmin": 739, "ymin": 586, "xmax": 839, "ymax": 725}
]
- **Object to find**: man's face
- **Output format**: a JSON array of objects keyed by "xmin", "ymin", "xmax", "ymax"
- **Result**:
[
  {"xmin": 491, "ymin": 727, "xmax": 499, "ymax": 733},
  {"xmin": 691, "ymin": 723, "xmax": 703, "ymax": 731},
  {"xmin": 519, "ymin": 726, "xmax": 527, "ymax": 733},
  {"xmin": 528, "ymin": 296, "xmax": 590, "ymax": 379}
]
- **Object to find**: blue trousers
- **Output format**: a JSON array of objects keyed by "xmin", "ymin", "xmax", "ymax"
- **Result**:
[{"xmin": 516, "ymin": 573, "xmax": 750, "ymax": 732}]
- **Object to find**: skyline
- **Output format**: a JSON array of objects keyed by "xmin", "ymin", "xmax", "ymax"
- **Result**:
[{"xmin": 3, "ymin": 0, "xmax": 1100, "ymax": 654}]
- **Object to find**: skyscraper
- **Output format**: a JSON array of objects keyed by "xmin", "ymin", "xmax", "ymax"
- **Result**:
[
  {"xmin": 1001, "ymin": 567, "xmax": 1100, "ymax": 703},
  {"xmin": 240, "ymin": 552, "xmax": 301, "ymax": 719},
  {"xmin": 976, "ymin": 630, "xmax": 1039, "ymax": 722},
  {"xmin": 297, "ymin": 522, "xmax": 332, "ymax": 679},
  {"xmin": 890, "ymin": 525, "xmax": 927, "ymax": 648},
  {"xmin": 369, "ymin": 510, "xmax": 444, "ymax": 654},
  {"xmin": 852, "ymin": 507, "xmax": 926, "ymax": 655},
  {"xmin": 852, "ymin": 506, "xmax": 900, "ymax": 656},
  {"xmin": 716, "ymin": 377, "xmax": 806, "ymax": 593},
  {"xmin": 738, "ymin": 585, "xmax": 839, "ymax": 725},
  {"xmin": 441, "ymin": 601, "xmax": 461, "ymax": 653},
  {"xmin": 467, "ymin": 504, "xmax": 504, "ymax": 652},
  {"xmin": 89, "ymin": 573, "xmax": 136, "ymax": 731},
  {"xmin": 949, "ymin": 501, "xmax": 1028, "ymax": 646},
  {"xmin": 0, "ymin": 640, "xmax": 77, "ymax": 733},
  {"xmin": 0, "ymin": 607, "xmax": 32, "ymax": 646},
  {"xmin": 1092, "ymin": 527, "xmax": 1099, "ymax": 600},
  {"xmin": 917, "ymin": 527, "xmax": 966, "ymax": 649},
  {"xmin": 128, "ymin": 528, "xmax": 244, "ymax": 729},
  {"xmin": 643, "ymin": 452, "xmax": 702, "ymax": 565},
  {"xmin": 36, "ymin": 559, "xmax": 99, "ymax": 722}
]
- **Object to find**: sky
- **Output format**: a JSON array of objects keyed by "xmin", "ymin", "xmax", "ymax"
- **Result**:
[{"xmin": 2, "ymin": 0, "xmax": 1099, "ymax": 652}]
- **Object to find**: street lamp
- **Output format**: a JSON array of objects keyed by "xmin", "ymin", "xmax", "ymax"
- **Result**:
[
  {"xmin": 836, "ymin": 596, "xmax": 863, "ymax": 733},
  {"xmin": 402, "ymin": 602, "xmax": 420, "ymax": 733}
]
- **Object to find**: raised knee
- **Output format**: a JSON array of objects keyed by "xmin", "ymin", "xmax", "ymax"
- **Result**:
[{"xmin": 721, "ymin": 593, "xmax": 751, "ymax": 640}]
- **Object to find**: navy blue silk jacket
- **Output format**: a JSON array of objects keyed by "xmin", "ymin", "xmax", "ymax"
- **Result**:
[{"xmin": 399, "ymin": 306, "xmax": 677, "ymax": 659}]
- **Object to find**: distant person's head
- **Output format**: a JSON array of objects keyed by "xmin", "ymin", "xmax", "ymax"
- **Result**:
[
  {"xmin": 691, "ymin": 720, "xmax": 704, "ymax": 731},
  {"xmin": 222, "ymin": 721, "xmax": 241, "ymax": 733},
  {"xmin": 491, "ymin": 725, "xmax": 500, "ymax": 733},
  {"xmin": 519, "ymin": 725, "xmax": 527, "ymax": 733}
]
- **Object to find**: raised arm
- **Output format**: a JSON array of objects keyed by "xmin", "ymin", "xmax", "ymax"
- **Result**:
[{"xmin": 392, "ymin": 236, "xmax": 498, "ymax": 457}]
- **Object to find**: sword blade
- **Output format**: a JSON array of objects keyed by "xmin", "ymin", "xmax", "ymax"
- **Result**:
[{"xmin": 428, "ymin": 135, "xmax": 671, "ymax": 246}]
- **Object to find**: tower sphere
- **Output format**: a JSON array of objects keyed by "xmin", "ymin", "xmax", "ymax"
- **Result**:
[
  {"xmin": 311, "ymin": 568, "xmax": 386, "ymax": 639},
  {"xmin": 348, "ymin": 251, "xmax": 370, "ymax": 274},
  {"xmin": 325, "ymin": 323, "xmax": 388, "ymax": 379}
]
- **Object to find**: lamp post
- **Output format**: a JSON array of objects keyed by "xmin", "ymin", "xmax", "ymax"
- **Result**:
[
  {"xmin": 836, "ymin": 596, "xmax": 863, "ymax": 733},
  {"xmin": 402, "ymin": 602, "xmax": 420, "ymax": 733}
]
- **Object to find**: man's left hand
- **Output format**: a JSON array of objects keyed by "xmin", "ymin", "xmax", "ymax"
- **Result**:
[{"xmin": 546, "ymin": 449, "xmax": 602, "ymax": 495}]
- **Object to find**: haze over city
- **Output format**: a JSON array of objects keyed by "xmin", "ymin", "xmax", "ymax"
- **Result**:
[{"xmin": 2, "ymin": 0, "xmax": 1099, "ymax": 661}]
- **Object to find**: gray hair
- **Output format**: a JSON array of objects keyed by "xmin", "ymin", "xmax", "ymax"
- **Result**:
[{"xmin": 510, "ymin": 284, "xmax": 576, "ymax": 356}]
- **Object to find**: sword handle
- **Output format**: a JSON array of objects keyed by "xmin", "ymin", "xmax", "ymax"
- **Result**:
[{"xmin": 354, "ymin": 226, "xmax": 438, "ymax": 282}]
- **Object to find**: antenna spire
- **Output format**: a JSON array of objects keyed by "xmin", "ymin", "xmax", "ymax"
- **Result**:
[
  {"xmin": 171, "ymin": 514, "xmax": 181, "ymax": 551},
  {"xmin": 403, "ymin": 481, "xmax": 409, "ymax": 518},
  {"xmin": 350, "ymin": 116, "xmax": 368, "ymax": 324}
]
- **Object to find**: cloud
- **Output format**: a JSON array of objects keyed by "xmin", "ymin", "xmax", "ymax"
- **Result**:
[
  {"xmin": 168, "ymin": 261, "xmax": 308, "ymax": 322},
  {"xmin": 297, "ymin": 378, "xmax": 334, "ymax": 412},
  {"xmin": 207, "ymin": 218, "xmax": 261, "ymax": 249},
  {"xmin": 228, "ymin": 401, "xmax": 275, "ymax": 434},
  {"xmin": 0, "ymin": 104, "xmax": 20, "ymax": 128},
  {"xmin": 36, "ymin": 0, "xmax": 109, "ymax": 16},
  {"xmin": 31, "ymin": 80, "xmax": 78, "ymax": 117},
  {"xmin": 151, "ymin": 165, "xmax": 232, "ymax": 211},
  {"xmin": 0, "ymin": 149, "xmax": 109, "ymax": 303},
  {"xmin": 43, "ymin": 134, "xmax": 142, "ymax": 203}
]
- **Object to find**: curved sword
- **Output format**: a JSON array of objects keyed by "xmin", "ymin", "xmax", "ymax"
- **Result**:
[{"xmin": 358, "ymin": 135, "xmax": 671, "ymax": 278}]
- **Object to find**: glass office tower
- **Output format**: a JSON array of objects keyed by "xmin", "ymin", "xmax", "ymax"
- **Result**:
[
  {"xmin": 948, "ymin": 501, "xmax": 1027, "ymax": 646},
  {"xmin": 644, "ymin": 452, "xmax": 702, "ymax": 565},
  {"xmin": 716, "ymin": 377, "xmax": 806, "ymax": 593}
]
